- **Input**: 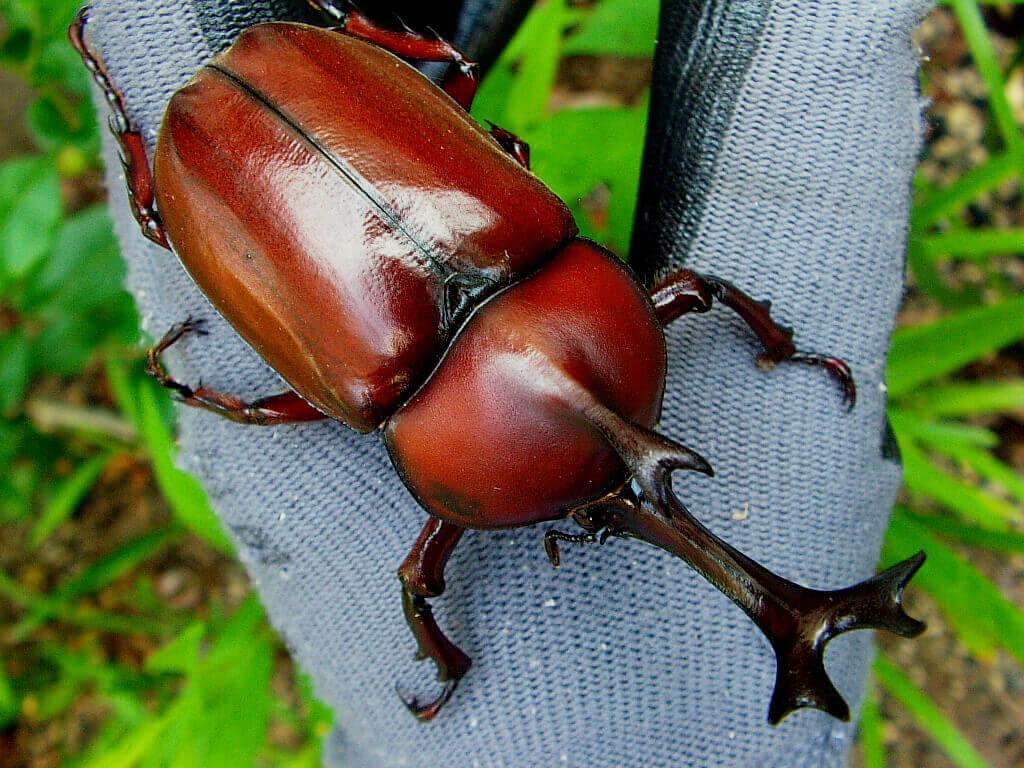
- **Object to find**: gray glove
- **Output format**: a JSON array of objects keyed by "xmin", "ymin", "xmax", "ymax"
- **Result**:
[{"xmin": 82, "ymin": 0, "xmax": 926, "ymax": 765}]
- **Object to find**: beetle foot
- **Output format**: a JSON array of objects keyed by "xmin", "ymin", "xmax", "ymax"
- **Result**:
[
  {"xmin": 396, "ymin": 679, "xmax": 459, "ymax": 722},
  {"xmin": 302, "ymin": 0, "xmax": 350, "ymax": 23},
  {"xmin": 398, "ymin": 590, "xmax": 471, "ymax": 720},
  {"xmin": 146, "ymin": 317, "xmax": 208, "ymax": 399},
  {"xmin": 783, "ymin": 352, "xmax": 856, "ymax": 411},
  {"xmin": 543, "ymin": 527, "xmax": 621, "ymax": 567}
]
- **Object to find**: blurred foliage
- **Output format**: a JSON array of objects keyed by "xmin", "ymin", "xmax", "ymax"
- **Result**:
[{"xmin": 0, "ymin": 0, "xmax": 1021, "ymax": 766}]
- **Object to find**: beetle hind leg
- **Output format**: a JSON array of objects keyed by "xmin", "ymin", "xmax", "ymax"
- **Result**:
[
  {"xmin": 396, "ymin": 518, "xmax": 470, "ymax": 720},
  {"xmin": 68, "ymin": 7, "xmax": 170, "ymax": 250},
  {"xmin": 649, "ymin": 269, "xmax": 856, "ymax": 409},
  {"xmin": 146, "ymin": 318, "xmax": 328, "ymax": 425}
]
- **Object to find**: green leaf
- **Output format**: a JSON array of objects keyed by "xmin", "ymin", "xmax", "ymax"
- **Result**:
[
  {"xmin": 146, "ymin": 622, "xmax": 206, "ymax": 675},
  {"xmin": 563, "ymin": 0, "xmax": 659, "ymax": 57},
  {"xmin": 193, "ymin": 599, "xmax": 273, "ymax": 768},
  {"xmin": 27, "ymin": 206, "xmax": 137, "ymax": 375},
  {"xmin": 503, "ymin": 0, "xmax": 569, "ymax": 129},
  {"xmin": 0, "ymin": 155, "xmax": 62, "ymax": 279},
  {"xmin": 529, "ymin": 105, "xmax": 647, "ymax": 252},
  {"xmin": 30, "ymin": 451, "xmax": 113, "ymax": 547},
  {"xmin": 25, "ymin": 94, "xmax": 94, "ymax": 155},
  {"xmin": 887, "ymin": 295, "xmax": 1024, "ymax": 398},
  {"xmin": 29, "ymin": 205, "xmax": 126, "ymax": 309},
  {"xmin": 882, "ymin": 510, "xmax": 1024, "ymax": 666},
  {"xmin": 276, "ymin": 743, "xmax": 322, "ymax": 768},
  {"xmin": 136, "ymin": 383, "xmax": 232, "ymax": 553},
  {"xmin": 0, "ymin": 26, "xmax": 33, "ymax": 66},
  {"xmin": 875, "ymin": 656, "xmax": 991, "ymax": 768},
  {"xmin": 0, "ymin": 329, "xmax": 31, "ymax": 415}
]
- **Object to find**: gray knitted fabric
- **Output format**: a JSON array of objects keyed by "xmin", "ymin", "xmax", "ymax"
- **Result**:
[{"xmin": 86, "ymin": 0, "xmax": 926, "ymax": 765}]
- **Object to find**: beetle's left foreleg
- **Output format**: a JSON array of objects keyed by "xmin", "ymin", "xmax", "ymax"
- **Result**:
[
  {"xmin": 396, "ymin": 517, "xmax": 471, "ymax": 721},
  {"xmin": 69, "ymin": 7, "xmax": 170, "ymax": 250},
  {"xmin": 650, "ymin": 269, "xmax": 856, "ymax": 409},
  {"xmin": 146, "ymin": 319, "xmax": 328, "ymax": 425},
  {"xmin": 304, "ymin": 0, "xmax": 479, "ymax": 111}
]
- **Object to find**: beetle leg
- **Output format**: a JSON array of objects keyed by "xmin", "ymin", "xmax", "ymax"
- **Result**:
[
  {"xmin": 68, "ymin": 7, "xmax": 170, "ymax": 250},
  {"xmin": 650, "ymin": 269, "xmax": 856, "ymax": 409},
  {"xmin": 305, "ymin": 1, "xmax": 479, "ymax": 111},
  {"xmin": 568, "ymin": 404, "xmax": 926, "ymax": 725},
  {"xmin": 485, "ymin": 121, "xmax": 531, "ymax": 169},
  {"xmin": 396, "ymin": 517, "xmax": 470, "ymax": 721},
  {"xmin": 146, "ymin": 318, "xmax": 328, "ymax": 425}
]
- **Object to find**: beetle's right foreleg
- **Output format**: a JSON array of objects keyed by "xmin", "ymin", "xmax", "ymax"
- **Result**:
[
  {"xmin": 650, "ymin": 269, "xmax": 856, "ymax": 409},
  {"xmin": 397, "ymin": 517, "xmax": 470, "ymax": 721},
  {"xmin": 146, "ymin": 318, "xmax": 328, "ymax": 425},
  {"xmin": 69, "ymin": 8, "xmax": 170, "ymax": 250}
]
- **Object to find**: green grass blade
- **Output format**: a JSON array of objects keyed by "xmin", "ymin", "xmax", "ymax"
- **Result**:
[
  {"xmin": 276, "ymin": 742, "xmax": 322, "ymax": 768},
  {"xmin": 0, "ymin": 664, "xmax": 16, "ymax": 729},
  {"xmin": 947, "ymin": 0, "xmax": 1024, "ymax": 161},
  {"xmin": 889, "ymin": 410, "xmax": 998, "ymax": 448},
  {"xmin": 8, "ymin": 527, "xmax": 177, "ymax": 640},
  {"xmin": 902, "ymin": 379, "xmax": 1024, "ymax": 415},
  {"xmin": 875, "ymin": 656, "xmax": 991, "ymax": 768},
  {"xmin": 899, "ymin": 437, "xmax": 1020, "ymax": 527},
  {"xmin": 51, "ymin": 527, "xmax": 177, "ymax": 604},
  {"xmin": 923, "ymin": 441, "xmax": 1024, "ymax": 506},
  {"xmin": 921, "ymin": 228, "xmax": 1024, "ymax": 259},
  {"xmin": 136, "ymin": 383, "xmax": 232, "ymax": 554},
  {"xmin": 859, "ymin": 681, "xmax": 885, "ymax": 768},
  {"xmin": 30, "ymin": 451, "xmax": 114, "ymax": 546},
  {"xmin": 911, "ymin": 153, "xmax": 1016, "ymax": 228},
  {"xmin": 906, "ymin": 238, "xmax": 967, "ymax": 306},
  {"xmin": 102, "ymin": 350, "xmax": 141, "ymax": 426},
  {"xmin": 904, "ymin": 507, "xmax": 1024, "ymax": 554},
  {"xmin": 887, "ymin": 295, "xmax": 1024, "ymax": 398},
  {"xmin": 77, "ymin": 713, "xmax": 169, "ymax": 768},
  {"xmin": 882, "ymin": 510, "xmax": 1024, "ymax": 666}
]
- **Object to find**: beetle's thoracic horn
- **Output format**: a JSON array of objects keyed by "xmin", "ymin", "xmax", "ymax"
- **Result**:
[{"xmin": 568, "ymin": 410, "xmax": 926, "ymax": 724}]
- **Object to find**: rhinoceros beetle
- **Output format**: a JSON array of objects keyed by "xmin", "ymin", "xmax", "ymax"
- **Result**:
[{"xmin": 71, "ymin": 0, "xmax": 925, "ymax": 725}]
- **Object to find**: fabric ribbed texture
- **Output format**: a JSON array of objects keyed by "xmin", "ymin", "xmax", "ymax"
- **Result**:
[{"xmin": 87, "ymin": 0, "xmax": 927, "ymax": 765}]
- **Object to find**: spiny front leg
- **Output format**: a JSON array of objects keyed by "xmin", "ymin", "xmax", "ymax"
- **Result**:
[
  {"xmin": 486, "ymin": 122, "xmax": 531, "ymax": 169},
  {"xmin": 69, "ymin": 7, "xmax": 169, "ymax": 250},
  {"xmin": 304, "ymin": 0, "xmax": 479, "ymax": 111},
  {"xmin": 397, "ymin": 517, "xmax": 471, "ymax": 720},
  {"xmin": 146, "ymin": 318, "xmax": 328, "ymax": 425},
  {"xmin": 650, "ymin": 269, "xmax": 856, "ymax": 409}
]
